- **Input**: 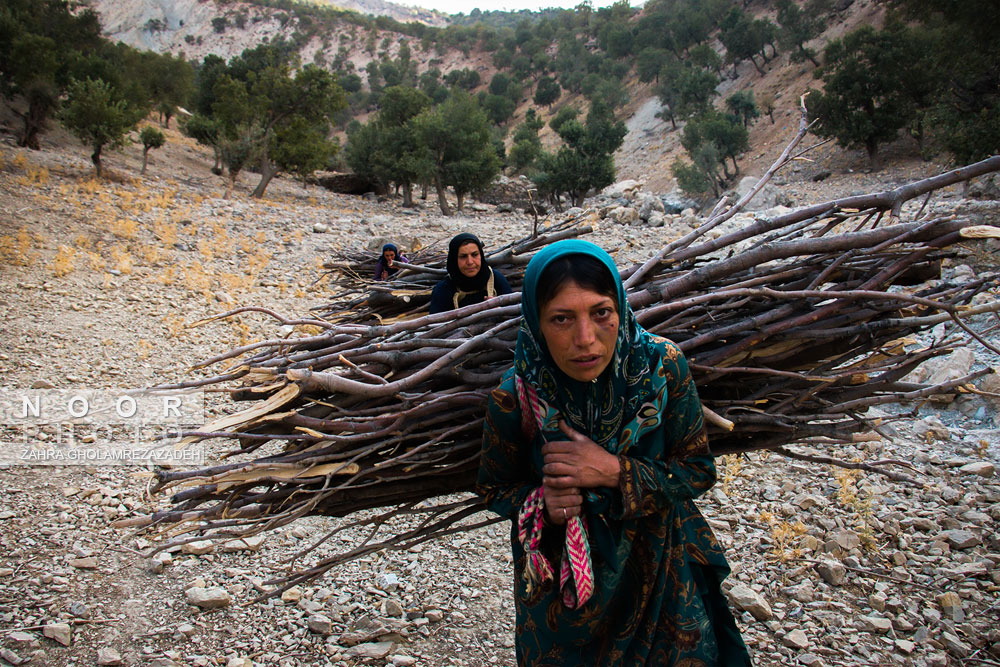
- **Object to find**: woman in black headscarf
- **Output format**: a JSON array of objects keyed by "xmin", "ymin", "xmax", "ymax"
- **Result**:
[{"xmin": 428, "ymin": 233, "xmax": 512, "ymax": 313}]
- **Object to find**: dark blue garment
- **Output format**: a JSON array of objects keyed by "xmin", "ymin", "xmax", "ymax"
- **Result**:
[{"xmin": 428, "ymin": 267, "xmax": 512, "ymax": 313}]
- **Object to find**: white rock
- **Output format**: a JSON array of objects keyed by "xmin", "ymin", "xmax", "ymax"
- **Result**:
[
  {"xmin": 181, "ymin": 540, "xmax": 214, "ymax": 556},
  {"xmin": 857, "ymin": 615, "xmax": 892, "ymax": 633},
  {"xmin": 307, "ymin": 614, "xmax": 333, "ymax": 635},
  {"xmin": 783, "ymin": 629, "xmax": 809, "ymax": 649},
  {"xmin": 97, "ymin": 647, "xmax": 124, "ymax": 665},
  {"xmin": 726, "ymin": 583, "xmax": 772, "ymax": 620},
  {"xmin": 184, "ymin": 586, "xmax": 231, "ymax": 609},
  {"xmin": 959, "ymin": 461, "xmax": 995, "ymax": 478},
  {"xmin": 42, "ymin": 622, "xmax": 71, "ymax": 646},
  {"xmin": 816, "ymin": 560, "xmax": 847, "ymax": 586},
  {"xmin": 344, "ymin": 642, "xmax": 393, "ymax": 659}
]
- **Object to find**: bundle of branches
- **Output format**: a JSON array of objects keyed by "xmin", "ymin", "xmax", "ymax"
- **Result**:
[
  {"xmin": 313, "ymin": 216, "xmax": 591, "ymax": 322},
  {"xmin": 119, "ymin": 119, "xmax": 1000, "ymax": 594}
]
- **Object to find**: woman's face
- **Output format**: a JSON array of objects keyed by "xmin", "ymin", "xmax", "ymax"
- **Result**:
[
  {"xmin": 538, "ymin": 280, "xmax": 619, "ymax": 382},
  {"xmin": 456, "ymin": 242, "xmax": 482, "ymax": 278}
]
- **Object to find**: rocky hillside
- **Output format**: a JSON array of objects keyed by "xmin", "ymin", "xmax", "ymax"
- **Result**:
[{"xmin": 82, "ymin": 0, "xmax": 911, "ymax": 194}]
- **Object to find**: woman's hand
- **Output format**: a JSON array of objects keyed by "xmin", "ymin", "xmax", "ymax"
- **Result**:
[
  {"xmin": 542, "ymin": 481, "xmax": 582, "ymax": 525},
  {"xmin": 542, "ymin": 421, "xmax": 621, "ymax": 491}
]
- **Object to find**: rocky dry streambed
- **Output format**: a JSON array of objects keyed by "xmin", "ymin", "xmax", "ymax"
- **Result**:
[{"xmin": 1, "ymin": 125, "xmax": 999, "ymax": 667}]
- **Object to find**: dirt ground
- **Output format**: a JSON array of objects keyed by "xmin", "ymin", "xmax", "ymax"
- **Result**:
[{"xmin": 1, "ymin": 108, "xmax": 999, "ymax": 667}]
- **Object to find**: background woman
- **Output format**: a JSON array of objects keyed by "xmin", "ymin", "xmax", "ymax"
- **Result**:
[
  {"xmin": 428, "ymin": 233, "xmax": 512, "ymax": 313},
  {"xmin": 477, "ymin": 240, "xmax": 751, "ymax": 665},
  {"xmin": 373, "ymin": 242, "xmax": 407, "ymax": 281}
]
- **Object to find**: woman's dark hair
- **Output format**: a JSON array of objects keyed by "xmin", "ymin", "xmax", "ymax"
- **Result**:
[{"xmin": 536, "ymin": 254, "xmax": 618, "ymax": 312}]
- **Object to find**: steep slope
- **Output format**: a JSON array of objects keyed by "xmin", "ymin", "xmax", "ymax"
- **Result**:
[{"xmin": 84, "ymin": 0, "xmax": 906, "ymax": 196}]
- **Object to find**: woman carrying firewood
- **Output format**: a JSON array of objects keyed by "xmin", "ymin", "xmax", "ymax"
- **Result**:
[
  {"xmin": 428, "ymin": 233, "xmax": 512, "ymax": 313},
  {"xmin": 477, "ymin": 240, "xmax": 751, "ymax": 665}
]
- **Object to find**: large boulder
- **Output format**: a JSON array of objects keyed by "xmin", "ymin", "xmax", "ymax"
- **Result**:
[{"xmin": 310, "ymin": 171, "xmax": 378, "ymax": 195}]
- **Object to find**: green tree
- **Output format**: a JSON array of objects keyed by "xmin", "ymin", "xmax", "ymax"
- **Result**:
[
  {"xmin": 414, "ymin": 92, "xmax": 500, "ymax": 215},
  {"xmin": 807, "ymin": 25, "xmax": 914, "ymax": 170},
  {"xmin": 59, "ymin": 77, "xmax": 146, "ymax": 177},
  {"xmin": 549, "ymin": 105, "xmax": 580, "ymax": 134},
  {"xmin": 139, "ymin": 125, "xmax": 164, "ymax": 176},
  {"xmin": 776, "ymin": 0, "xmax": 830, "ymax": 67},
  {"xmin": 535, "ymin": 100, "xmax": 626, "ymax": 208},
  {"xmin": 207, "ymin": 44, "xmax": 346, "ymax": 197},
  {"xmin": 0, "ymin": 0, "xmax": 103, "ymax": 149},
  {"xmin": 725, "ymin": 90, "xmax": 760, "ymax": 128},
  {"xmin": 181, "ymin": 112, "xmax": 222, "ymax": 174},
  {"xmin": 533, "ymin": 76, "xmax": 561, "ymax": 108},
  {"xmin": 887, "ymin": 0, "xmax": 1000, "ymax": 162},
  {"xmin": 509, "ymin": 109, "xmax": 544, "ymax": 173}
]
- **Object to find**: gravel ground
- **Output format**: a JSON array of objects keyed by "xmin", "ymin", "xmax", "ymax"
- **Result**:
[{"xmin": 1, "ymin": 123, "xmax": 999, "ymax": 667}]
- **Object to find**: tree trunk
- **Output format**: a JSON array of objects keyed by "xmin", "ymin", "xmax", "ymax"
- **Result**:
[
  {"xmin": 252, "ymin": 159, "xmax": 280, "ymax": 198},
  {"xmin": 435, "ymin": 180, "xmax": 451, "ymax": 216},
  {"xmin": 141, "ymin": 147, "xmax": 150, "ymax": 176},
  {"xmin": 225, "ymin": 168, "xmax": 240, "ymax": 199},
  {"xmin": 211, "ymin": 147, "xmax": 223, "ymax": 176},
  {"xmin": 18, "ymin": 101, "xmax": 47, "ymax": 150},
  {"xmin": 866, "ymin": 138, "xmax": 881, "ymax": 172},
  {"xmin": 91, "ymin": 145, "xmax": 103, "ymax": 178},
  {"xmin": 402, "ymin": 182, "xmax": 414, "ymax": 207}
]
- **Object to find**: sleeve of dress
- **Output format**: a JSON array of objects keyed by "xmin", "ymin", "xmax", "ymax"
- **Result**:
[
  {"xmin": 612, "ymin": 343, "xmax": 717, "ymax": 520},
  {"xmin": 492, "ymin": 269, "xmax": 513, "ymax": 295},
  {"xmin": 476, "ymin": 382, "xmax": 539, "ymax": 522},
  {"xmin": 428, "ymin": 280, "xmax": 450, "ymax": 314}
]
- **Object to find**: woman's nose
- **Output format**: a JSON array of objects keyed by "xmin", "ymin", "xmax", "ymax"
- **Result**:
[{"xmin": 573, "ymin": 319, "xmax": 597, "ymax": 346}]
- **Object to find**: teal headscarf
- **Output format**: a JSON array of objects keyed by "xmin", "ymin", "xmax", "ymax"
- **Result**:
[{"xmin": 515, "ymin": 240, "xmax": 669, "ymax": 454}]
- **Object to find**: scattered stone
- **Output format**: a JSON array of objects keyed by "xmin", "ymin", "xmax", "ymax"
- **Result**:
[
  {"xmin": 856, "ymin": 615, "xmax": 893, "ymax": 633},
  {"xmin": 959, "ymin": 461, "xmax": 995, "ymax": 478},
  {"xmin": 344, "ymin": 642, "xmax": 394, "ymax": 660},
  {"xmin": 726, "ymin": 583, "xmax": 773, "ymax": 621},
  {"xmin": 42, "ymin": 622, "xmax": 71, "ymax": 646},
  {"xmin": 375, "ymin": 573, "xmax": 399, "ymax": 592},
  {"xmin": 97, "ymin": 646, "xmax": 124, "ymax": 665},
  {"xmin": 281, "ymin": 587, "xmax": 303, "ymax": 603},
  {"xmin": 0, "ymin": 648, "xmax": 24, "ymax": 665},
  {"xmin": 937, "ymin": 591, "xmax": 965, "ymax": 621},
  {"xmin": 6, "ymin": 632, "xmax": 38, "ymax": 649},
  {"xmin": 939, "ymin": 529, "xmax": 980, "ymax": 550},
  {"xmin": 783, "ymin": 629, "xmax": 809, "ymax": 649},
  {"xmin": 307, "ymin": 614, "xmax": 333, "ymax": 635},
  {"xmin": 67, "ymin": 556, "xmax": 97, "ymax": 569},
  {"xmin": 816, "ymin": 560, "xmax": 847, "ymax": 586},
  {"xmin": 181, "ymin": 540, "xmax": 214, "ymax": 556},
  {"xmin": 184, "ymin": 586, "xmax": 231, "ymax": 609},
  {"xmin": 149, "ymin": 551, "xmax": 173, "ymax": 573}
]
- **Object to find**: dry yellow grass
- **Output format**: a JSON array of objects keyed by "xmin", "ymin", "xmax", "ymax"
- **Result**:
[{"xmin": 52, "ymin": 245, "xmax": 76, "ymax": 277}]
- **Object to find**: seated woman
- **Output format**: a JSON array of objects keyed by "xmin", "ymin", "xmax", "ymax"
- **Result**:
[
  {"xmin": 428, "ymin": 233, "xmax": 512, "ymax": 313},
  {"xmin": 477, "ymin": 240, "xmax": 751, "ymax": 666},
  {"xmin": 373, "ymin": 243, "xmax": 408, "ymax": 281}
]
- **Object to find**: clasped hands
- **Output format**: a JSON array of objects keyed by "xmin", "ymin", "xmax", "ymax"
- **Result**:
[{"xmin": 542, "ymin": 420, "xmax": 620, "ymax": 526}]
